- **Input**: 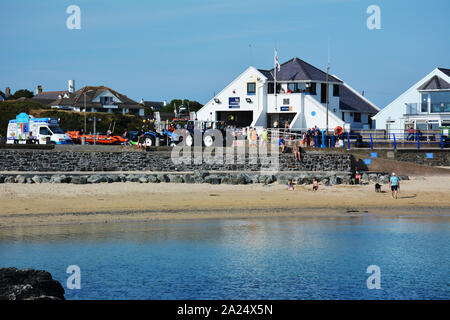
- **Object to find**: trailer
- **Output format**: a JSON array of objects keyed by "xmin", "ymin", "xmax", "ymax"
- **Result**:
[{"xmin": 7, "ymin": 112, "xmax": 72, "ymax": 145}]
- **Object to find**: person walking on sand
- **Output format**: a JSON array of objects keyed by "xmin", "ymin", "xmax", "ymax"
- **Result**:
[
  {"xmin": 312, "ymin": 178, "xmax": 319, "ymax": 191},
  {"xmin": 389, "ymin": 172, "xmax": 400, "ymax": 199},
  {"xmin": 287, "ymin": 178, "xmax": 295, "ymax": 191}
]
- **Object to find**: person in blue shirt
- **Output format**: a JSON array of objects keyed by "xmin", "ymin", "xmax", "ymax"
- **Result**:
[
  {"xmin": 389, "ymin": 172, "xmax": 400, "ymax": 199},
  {"xmin": 279, "ymin": 136, "xmax": 286, "ymax": 153}
]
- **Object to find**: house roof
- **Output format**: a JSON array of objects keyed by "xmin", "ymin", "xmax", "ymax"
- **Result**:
[
  {"xmin": 438, "ymin": 68, "xmax": 450, "ymax": 78},
  {"xmin": 50, "ymin": 86, "xmax": 141, "ymax": 109},
  {"xmin": 339, "ymin": 83, "xmax": 379, "ymax": 113},
  {"xmin": 0, "ymin": 90, "xmax": 6, "ymax": 100},
  {"xmin": 417, "ymin": 75, "xmax": 450, "ymax": 91},
  {"xmin": 258, "ymin": 57, "xmax": 342, "ymax": 83},
  {"xmin": 31, "ymin": 91, "xmax": 69, "ymax": 104},
  {"xmin": 141, "ymin": 101, "xmax": 165, "ymax": 108}
]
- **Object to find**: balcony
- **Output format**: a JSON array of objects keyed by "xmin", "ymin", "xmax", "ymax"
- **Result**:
[{"xmin": 405, "ymin": 102, "xmax": 450, "ymax": 116}]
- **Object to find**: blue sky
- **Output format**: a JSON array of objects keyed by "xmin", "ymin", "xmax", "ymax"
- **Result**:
[{"xmin": 1, "ymin": 0, "xmax": 449, "ymax": 107}]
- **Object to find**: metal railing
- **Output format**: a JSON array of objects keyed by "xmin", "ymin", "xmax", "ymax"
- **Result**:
[{"xmin": 264, "ymin": 128, "xmax": 448, "ymax": 150}]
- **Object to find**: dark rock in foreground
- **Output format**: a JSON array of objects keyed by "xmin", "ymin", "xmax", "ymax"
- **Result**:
[{"xmin": 0, "ymin": 267, "xmax": 65, "ymax": 300}]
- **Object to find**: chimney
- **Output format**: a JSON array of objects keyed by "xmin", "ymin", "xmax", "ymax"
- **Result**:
[
  {"xmin": 163, "ymin": 100, "xmax": 167, "ymax": 106},
  {"xmin": 361, "ymin": 90, "xmax": 365, "ymax": 97},
  {"xmin": 5, "ymin": 87, "xmax": 11, "ymax": 97},
  {"xmin": 68, "ymin": 80, "xmax": 75, "ymax": 93},
  {"xmin": 36, "ymin": 85, "xmax": 43, "ymax": 95}
]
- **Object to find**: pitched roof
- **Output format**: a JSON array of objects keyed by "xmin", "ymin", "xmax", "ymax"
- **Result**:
[
  {"xmin": 339, "ymin": 83, "xmax": 379, "ymax": 113},
  {"xmin": 438, "ymin": 68, "xmax": 450, "ymax": 77},
  {"xmin": 0, "ymin": 90, "xmax": 6, "ymax": 100},
  {"xmin": 258, "ymin": 57, "xmax": 342, "ymax": 83},
  {"xmin": 417, "ymin": 75, "xmax": 450, "ymax": 91},
  {"xmin": 141, "ymin": 101, "xmax": 165, "ymax": 108},
  {"xmin": 50, "ymin": 86, "xmax": 141, "ymax": 109},
  {"xmin": 31, "ymin": 91, "xmax": 69, "ymax": 104}
]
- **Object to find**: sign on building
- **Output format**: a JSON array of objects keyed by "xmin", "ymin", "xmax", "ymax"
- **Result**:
[{"xmin": 229, "ymin": 97, "xmax": 240, "ymax": 109}]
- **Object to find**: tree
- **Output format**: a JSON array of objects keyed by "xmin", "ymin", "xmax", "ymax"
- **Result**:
[{"xmin": 9, "ymin": 89, "xmax": 34, "ymax": 100}]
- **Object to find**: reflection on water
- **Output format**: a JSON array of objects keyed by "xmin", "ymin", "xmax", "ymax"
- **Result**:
[{"xmin": 0, "ymin": 216, "xmax": 449, "ymax": 300}]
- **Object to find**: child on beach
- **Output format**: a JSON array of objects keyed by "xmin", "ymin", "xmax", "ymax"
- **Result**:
[
  {"xmin": 312, "ymin": 178, "xmax": 319, "ymax": 191},
  {"xmin": 287, "ymin": 179, "xmax": 295, "ymax": 191}
]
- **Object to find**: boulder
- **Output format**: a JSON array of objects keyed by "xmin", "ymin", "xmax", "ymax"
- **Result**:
[
  {"xmin": 15, "ymin": 175, "xmax": 27, "ymax": 184},
  {"xmin": 87, "ymin": 175, "xmax": 106, "ymax": 184},
  {"xmin": 236, "ymin": 173, "xmax": 251, "ymax": 184},
  {"xmin": 379, "ymin": 175, "xmax": 389, "ymax": 184},
  {"xmin": 193, "ymin": 170, "xmax": 209, "ymax": 179},
  {"xmin": 0, "ymin": 267, "xmax": 65, "ymax": 300},
  {"xmin": 183, "ymin": 174, "xmax": 195, "ymax": 184},
  {"xmin": 398, "ymin": 175, "xmax": 410, "ymax": 181},
  {"xmin": 204, "ymin": 175, "xmax": 221, "ymax": 185},
  {"xmin": 157, "ymin": 174, "xmax": 169, "ymax": 183},
  {"xmin": 147, "ymin": 175, "xmax": 160, "ymax": 183},
  {"xmin": 329, "ymin": 175, "xmax": 342, "ymax": 185},
  {"xmin": 125, "ymin": 175, "xmax": 139, "ymax": 182},
  {"xmin": 138, "ymin": 176, "xmax": 148, "ymax": 183},
  {"xmin": 4, "ymin": 176, "xmax": 16, "ymax": 183},
  {"xmin": 71, "ymin": 176, "xmax": 87, "ymax": 184},
  {"xmin": 264, "ymin": 175, "xmax": 277, "ymax": 185},
  {"xmin": 361, "ymin": 173, "xmax": 369, "ymax": 182},
  {"xmin": 31, "ymin": 175, "xmax": 42, "ymax": 184},
  {"xmin": 168, "ymin": 174, "xmax": 184, "ymax": 183}
]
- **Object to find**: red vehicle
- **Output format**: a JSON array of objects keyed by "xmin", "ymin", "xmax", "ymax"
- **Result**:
[{"xmin": 66, "ymin": 131, "xmax": 128, "ymax": 145}]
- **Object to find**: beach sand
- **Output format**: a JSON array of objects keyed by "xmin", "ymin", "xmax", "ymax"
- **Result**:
[{"xmin": 0, "ymin": 175, "xmax": 449, "ymax": 228}]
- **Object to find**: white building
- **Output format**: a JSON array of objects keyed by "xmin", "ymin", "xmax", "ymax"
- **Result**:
[
  {"xmin": 196, "ymin": 57, "xmax": 379, "ymax": 131},
  {"xmin": 49, "ymin": 85, "xmax": 145, "ymax": 116},
  {"xmin": 373, "ymin": 68, "xmax": 450, "ymax": 133}
]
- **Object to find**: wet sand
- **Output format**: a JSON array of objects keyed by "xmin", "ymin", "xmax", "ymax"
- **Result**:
[{"xmin": 0, "ymin": 175, "xmax": 449, "ymax": 228}]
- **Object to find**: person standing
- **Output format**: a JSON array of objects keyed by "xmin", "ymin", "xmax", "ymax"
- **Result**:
[{"xmin": 389, "ymin": 172, "xmax": 400, "ymax": 199}]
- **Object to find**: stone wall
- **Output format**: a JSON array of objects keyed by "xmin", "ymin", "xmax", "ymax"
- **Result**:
[{"xmin": 0, "ymin": 149, "xmax": 353, "ymax": 173}]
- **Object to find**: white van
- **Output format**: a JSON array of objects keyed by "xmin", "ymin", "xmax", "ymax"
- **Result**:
[{"xmin": 7, "ymin": 112, "xmax": 72, "ymax": 144}]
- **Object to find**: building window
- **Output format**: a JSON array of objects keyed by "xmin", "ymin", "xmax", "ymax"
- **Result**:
[
  {"xmin": 333, "ymin": 84, "xmax": 340, "ymax": 97},
  {"xmin": 247, "ymin": 82, "xmax": 256, "ymax": 95},
  {"xmin": 283, "ymin": 98, "xmax": 290, "ymax": 105},
  {"xmin": 309, "ymin": 83, "xmax": 316, "ymax": 95},
  {"xmin": 321, "ymin": 83, "xmax": 328, "ymax": 103},
  {"xmin": 268, "ymin": 82, "xmax": 280, "ymax": 94},
  {"xmin": 421, "ymin": 93, "xmax": 429, "ymax": 112},
  {"xmin": 353, "ymin": 112, "xmax": 361, "ymax": 122}
]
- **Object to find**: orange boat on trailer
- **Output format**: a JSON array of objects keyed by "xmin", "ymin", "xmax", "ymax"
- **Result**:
[{"xmin": 66, "ymin": 131, "xmax": 128, "ymax": 145}]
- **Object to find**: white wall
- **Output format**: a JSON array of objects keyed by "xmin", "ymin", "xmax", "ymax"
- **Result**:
[
  {"xmin": 374, "ymin": 68, "xmax": 450, "ymax": 130},
  {"xmin": 196, "ymin": 67, "xmax": 267, "ymax": 122},
  {"xmin": 92, "ymin": 90, "xmax": 121, "ymax": 103}
]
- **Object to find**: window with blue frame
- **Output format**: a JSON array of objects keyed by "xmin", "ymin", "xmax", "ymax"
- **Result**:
[{"xmin": 247, "ymin": 82, "xmax": 256, "ymax": 95}]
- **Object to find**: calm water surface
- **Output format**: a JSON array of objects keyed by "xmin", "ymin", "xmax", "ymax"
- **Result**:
[{"xmin": 0, "ymin": 216, "xmax": 448, "ymax": 300}]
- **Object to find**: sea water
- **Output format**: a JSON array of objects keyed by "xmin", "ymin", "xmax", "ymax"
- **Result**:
[{"xmin": 0, "ymin": 216, "xmax": 448, "ymax": 300}]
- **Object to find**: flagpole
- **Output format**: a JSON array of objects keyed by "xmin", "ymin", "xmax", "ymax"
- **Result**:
[{"xmin": 274, "ymin": 48, "xmax": 277, "ymax": 112}]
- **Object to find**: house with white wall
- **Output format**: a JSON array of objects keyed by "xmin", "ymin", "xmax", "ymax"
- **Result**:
[
  {"xmin": 196, "ymin": 57, "xmax": 379, "ymax": 131},
  {"xmin": 50, "ymin": 84, "xmax": 145, "ymax": 116},
  {"xmin": 373, "ymin": 68, "xmax": 450, "ymax": 134}
]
